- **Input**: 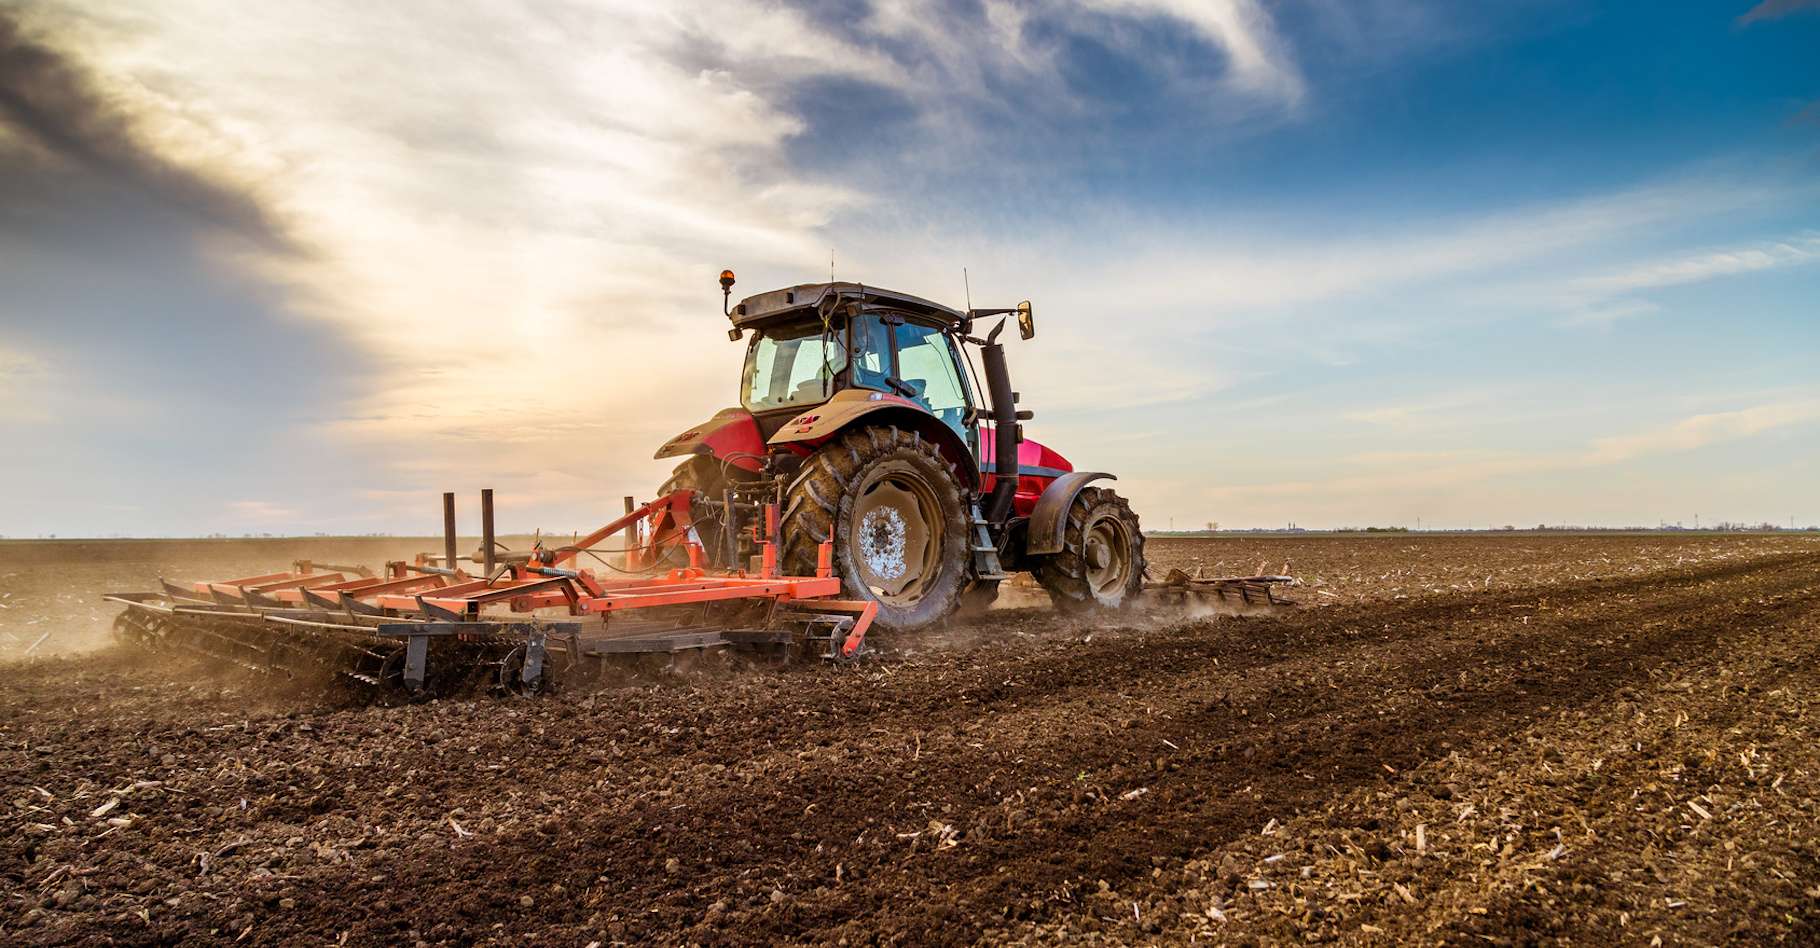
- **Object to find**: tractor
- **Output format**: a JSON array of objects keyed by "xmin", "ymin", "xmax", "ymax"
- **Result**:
[
  {"xmin": 652, "ymin": 272, "xmax": 1146, "ymax": 632},
  {"xmin": 99, "ymin": 274, "xmax": 1292, "ymax": 695}
]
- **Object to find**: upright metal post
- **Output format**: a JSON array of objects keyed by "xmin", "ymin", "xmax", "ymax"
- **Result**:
[
  {"xmin": 623, "ymin": 495, "xmax": 637, "ymax": 571},
  {"xmin": 481, "ymin": 488, "xmax": 496, "ymax": 576},
  {"xmin": 442, "ymin": 492, "xmax": 458, "ymax": 574}
]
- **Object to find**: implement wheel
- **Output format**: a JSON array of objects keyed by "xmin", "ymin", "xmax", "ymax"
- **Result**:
[
  {"xmin": 781, "ymin": 426, "xmax": 970, "ymax": 632},
  {"xmin": 1034, "ymin": 487, "xmax": 1145, "ymax": 612}
]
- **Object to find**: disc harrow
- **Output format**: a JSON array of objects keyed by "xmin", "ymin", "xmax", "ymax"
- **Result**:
[
  {"xmin": 101, "ymin": 488, "xmax": 877, "ymax": 697},
  {"xmin": 1145, "ymin": 568, "xmax": 1298, "ymax": 612}
]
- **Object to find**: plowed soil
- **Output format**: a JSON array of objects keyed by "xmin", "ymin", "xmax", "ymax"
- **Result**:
[{"xmin": 2, "ymin": 534, "xmax": 1817, "ymax": 945}]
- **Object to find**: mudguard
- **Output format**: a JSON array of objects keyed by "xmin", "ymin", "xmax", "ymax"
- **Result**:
[
  {"xmin": 1024, "ymin": 472, "xmax": 1117, "ymax": 556},
  {"xmin": 771, "ymin": 389, "xmax": 977, "ymax": 489},
  {"xmin": 654, "ymin": 407, "xmax": 766, "ymax": 472},
  {"xmin": 768, "ymin": 389, "xmax": 920, "ymax": 443}
]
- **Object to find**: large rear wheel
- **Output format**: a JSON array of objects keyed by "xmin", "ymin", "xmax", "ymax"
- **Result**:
[
  {"xmin": 1034, "ymin": 487, "xmax": 1145, "ymax": 611},
  {"xmin": 781, "ymin": 426, "xmax": 970, "ymax": 632}
]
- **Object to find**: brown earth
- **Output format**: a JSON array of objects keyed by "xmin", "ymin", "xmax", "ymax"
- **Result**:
[{"xmin": 1, "ymin": 533, "xmax": 1817, "ymax": 945}]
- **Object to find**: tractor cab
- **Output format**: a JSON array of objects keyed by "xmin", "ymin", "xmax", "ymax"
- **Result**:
[{"xmin": 738, "ymin": 301, "xmax": 974, "ymax": 443}]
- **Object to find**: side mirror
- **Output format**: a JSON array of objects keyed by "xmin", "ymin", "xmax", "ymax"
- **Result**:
[{"xmin": 1016, "ymin": 300, "xmax": 1035, "ymax": 340}]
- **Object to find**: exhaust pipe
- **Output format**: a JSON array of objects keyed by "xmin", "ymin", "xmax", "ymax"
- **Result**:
[{"xmin": 981, "ymin": 322, "xmax": 1019, "ymax": 524}]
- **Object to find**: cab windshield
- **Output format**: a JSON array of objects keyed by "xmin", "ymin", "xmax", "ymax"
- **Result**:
[{"xmin": 741, "ymin": 321, "xmax": 848, "ymax": 411}]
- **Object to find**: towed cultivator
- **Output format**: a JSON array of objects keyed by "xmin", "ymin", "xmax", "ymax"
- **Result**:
[{"xmin": 105, "ymin": 489, "xmax": 876, "ymax": 695}]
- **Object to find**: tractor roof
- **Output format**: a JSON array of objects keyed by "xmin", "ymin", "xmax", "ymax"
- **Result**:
[{"xmin": 730, "ymin": 282, "xmax": 963, "ymax": 330}]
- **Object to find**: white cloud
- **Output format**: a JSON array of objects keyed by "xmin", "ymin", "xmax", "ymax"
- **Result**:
[
  {"xmin": 1195, "ymin": 393, "xmax": 1820, "ymax": 520},
  {"xmin": 1588, "ymin": 399, "xmax": 1820, "ymax": 464},
  {"xmin": 28, "ymin": 0, "xmax": 1329, "ymax": 501},
  {"xmin": 0, "ymin": 345, "xmax": 49, "ymax": 423},
  {"xmin": 14, "ymin": 2, "xmax": 1819, "ymax": 533},
  {"xmin": 1553, "ymin": 299, "xmax": 1660, "ymax": 328},
  {"xmin": 1569, "ymin": 232, "xmax": 1820, "ymax": 297},
  {"xmin": 1080, "ymin": 0, "xmax": 1306, "ymax": 104},
  {"xmin": 225, "ymin": 500, "xmax": 298, "ymax": 521}
]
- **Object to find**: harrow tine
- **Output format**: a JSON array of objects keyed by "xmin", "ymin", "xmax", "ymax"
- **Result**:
[
  {"xmin": 414, "ymin": 595, "xmax": 466, "ymax": 622},
  {"xmin": 159, "ymin": 578, "xmax": 208, "ymax": 602},
  {"xmin": 301, "ymin": 587, "xmax": 338, "ymax": 610},
  {"xmin": 241, "ymin": 587, "xmax": 285, "ymax": 609},
  {"xmin": 339, "ymin": 590, "xmax": 384, "ymax": 617}
]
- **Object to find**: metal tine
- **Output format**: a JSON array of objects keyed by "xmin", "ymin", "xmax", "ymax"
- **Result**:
[
  {"xmin": 301, "ymin": 587, "xmax": 339, "ymax": 610},
  {"xmin": 241, "ymin": 587, "xmax": 285, "ymax": 609},
  {"xmin": 414, "ymin": 595, "xmax": 466, "ymax": 622}
]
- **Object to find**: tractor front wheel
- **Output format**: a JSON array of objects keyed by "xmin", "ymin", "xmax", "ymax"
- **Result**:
[
  {"xmin": 1034, "ymin": 487, "xmax": 1145, "ymax": 612},
  {"xmin": 781, "ymin": 426, "xmax": 970, "ymax": 632},
  {"xmin": 657, "ymin": 456, "xmax": 729, "ymax": 566}
]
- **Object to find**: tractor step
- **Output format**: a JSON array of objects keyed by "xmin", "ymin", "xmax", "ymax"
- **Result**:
[{"xmin": 967, "ymin": 499, "xmax": 1009, "ymax": 581}]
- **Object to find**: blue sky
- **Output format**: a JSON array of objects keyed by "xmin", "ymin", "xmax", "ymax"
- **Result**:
[{"xmin": 1, "ymin": 0, "xmax": 1816, "ymax": 536}]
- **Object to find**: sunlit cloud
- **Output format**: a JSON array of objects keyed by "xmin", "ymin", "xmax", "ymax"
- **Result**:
[
  {"xmin": 3, "ymin": 1, "xmax": 1817, "ymax": 534},
  {"xmin": 1587, "ymin": 398, "xmax": 1820, "ymax": 464},
  {"xmin": 225, "ymin": 500, "xmax": 300, "ymax": 522},
  {"xmin": 0, "ymin": 345, "xmax": 50, "ymax": 423}
]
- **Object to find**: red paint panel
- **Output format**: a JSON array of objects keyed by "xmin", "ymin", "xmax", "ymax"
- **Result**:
[
  {"xmin": 700, "ymin": 412, "xmax": 766, "ymax": 472},
  {"xmin": 979, "ymin": 428, "xmax": 1072, "ymax": 517}
]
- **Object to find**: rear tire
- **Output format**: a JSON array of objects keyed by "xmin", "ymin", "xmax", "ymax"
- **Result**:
[
  {"xmin": 1034, "ymin": 487, "xmax": 1145, "ymax": 612},
  {"xmin": 781, "ymin": 426, "xmax": 970, "ymax": 632},
  {"xmin": 658, "ymin": 456, "xmax": 728, "ymax": 566}
]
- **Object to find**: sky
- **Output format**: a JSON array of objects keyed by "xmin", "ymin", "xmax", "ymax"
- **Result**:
[{"xmin": 0, "ymin": 0, "xmax": 1816, "ymax": 537}]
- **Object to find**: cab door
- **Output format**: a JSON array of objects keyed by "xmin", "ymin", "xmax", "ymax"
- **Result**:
[{"xmin": 887, "ymin": 318, "xmax": 975, "ymax": 442}]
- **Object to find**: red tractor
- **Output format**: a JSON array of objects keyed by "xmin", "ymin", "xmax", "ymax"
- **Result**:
[{"xmin": 653, "ymin": 272, "xmax": 1146, "ymax": 631}]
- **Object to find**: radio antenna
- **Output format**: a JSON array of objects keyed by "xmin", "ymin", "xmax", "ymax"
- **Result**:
[
  {"xmin": 830, "ymin": 249, "xmax": 836, "ymax": 282},
  {"xmin": 963, "ymin": 267, "xmax": 972, "ymax": 311}
]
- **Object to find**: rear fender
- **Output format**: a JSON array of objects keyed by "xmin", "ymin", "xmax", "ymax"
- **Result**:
[
  {"xmin": 1024, "ymin": 472, "xmax": 1116, "ymax": 556},
  {"xmin": 654, "ymin": 408, "xmax": 766, "ymax": 473},
  {"xmin": 770, "ymin": 389, "xmax": 978, "ymax": 489}
]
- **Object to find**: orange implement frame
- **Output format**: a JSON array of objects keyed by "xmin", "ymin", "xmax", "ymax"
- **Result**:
[
  {"xmin": 176, "ymin": 491, "xmax": 854, "ymax": 627},
  {"xmin": 106, "ymin": 487, "xmax": 878, "ymax": 694}
]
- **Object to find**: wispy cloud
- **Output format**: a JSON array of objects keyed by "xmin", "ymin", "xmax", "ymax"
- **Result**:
[
  {"xmin": 0, "ymin": 344, "xmax": 49, "ymax": 422},
  {"xmin": 1587, "ymin": 398, "xmax": 1820, "ymax": 464},
  {"xmin": 225, "ymin": 500, "xmax": 299, "ymax": 522},
  {"xmin": 0, "ymin": 8, "xmax": 292, "ymax": 251},
  {"xmin": 4, "ymin": 2, "xmax": 1817, "ymax": 535},
  {"xmin": 1569, "ymin": 232, "xmax": 1820, "ymax": 296},
  {"xmin": 7, "ymin": 0, "xmax": 1340, "ymax": 504},
  {"xmin": 1738, "ymin": 0, "xmax": 1820, "ymax": 25},
  {"xmin": 1340, "ymin": 390, "xmax": 1505, "ymax": 431},
  {"xmin": 1202, "ymin": 394, "xmax": 1820, "ymax": 511},
  {"xmin": 1081, "ymin": 0, "xmax": 1306, "ymax": 105},
  {"xmin": 1553, "ymin": 299, "xmax": 1661, "ymax": 328}
]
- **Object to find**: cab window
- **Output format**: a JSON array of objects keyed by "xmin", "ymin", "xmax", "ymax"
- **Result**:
[
  {"xmin": 893, "ymin": 320, "xmax": 970, "ymax": 434},
  {"xmin": 741, "ymin": 322, "xmax": 847, "ymax": 411},
  {"xmin": 850, "ymin": 314, "xmax": 892, "ymax": 391}
]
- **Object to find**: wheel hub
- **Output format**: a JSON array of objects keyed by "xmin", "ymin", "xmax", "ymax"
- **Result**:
[
  {"xmin": 849, "ymin": 472, "xmax": 938, "ymax": 602},
  {"xmin": 1083, "ymin": 514, "xmax": 1133, "ymax": 597},
  {"xmin": 858, "ymin": 505, "xmax": 909, "ymax": 581}
]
